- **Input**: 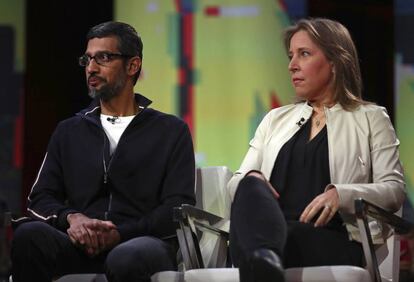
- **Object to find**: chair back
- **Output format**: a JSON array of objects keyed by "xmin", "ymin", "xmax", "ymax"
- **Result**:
[
  {"xmin": 195, "ymin": 166, "xmax": 232, "ymax": 219},
  {"xmin": 195, "ymin": 166, "xmax": 232, "ymax": 268}
]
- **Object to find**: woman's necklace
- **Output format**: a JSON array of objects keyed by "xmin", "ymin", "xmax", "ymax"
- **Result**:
[{"xmin": 313, "ymin": 110, "xmax": 325, "ymax": 128}]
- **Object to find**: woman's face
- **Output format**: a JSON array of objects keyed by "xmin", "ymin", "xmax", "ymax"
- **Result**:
[{"xmin": 288, "ymin": 30, "xmax": 334, "ymax": 102}]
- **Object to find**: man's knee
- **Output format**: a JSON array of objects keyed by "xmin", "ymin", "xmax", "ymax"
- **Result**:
[
  {"xmin": 13, "ymin": 221, "xmax": 53, "ymax": 250},
  {"xmin": 12, "ymin": 221, "xmax": 61, "ymax": 281},
  {"xmin": 105, "ymin": 236, "xmax": 176, "ymax": 281}
]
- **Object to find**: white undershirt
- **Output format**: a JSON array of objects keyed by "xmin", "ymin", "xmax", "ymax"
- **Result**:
[{"xmin": 101, "ymin": 114, "xmax": 135, "ymax": 155}]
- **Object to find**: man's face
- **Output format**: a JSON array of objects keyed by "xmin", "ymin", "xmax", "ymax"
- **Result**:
[{"xmin": 84, "ymin": 36, "xmax": 128, "ymax": 101}]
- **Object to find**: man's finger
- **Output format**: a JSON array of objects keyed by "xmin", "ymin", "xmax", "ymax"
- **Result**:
[
  {"xmin": 78, "ymin": 225, "xmax": 92, "ymax": 246},
  {"xmin": 100, "ymin": 220, "xmax": 117, "ymax": 230},
  {"xmin": 97, "ymin": 230, "xmax": 106, "ymax": 250},
  {"xmin": 85, "ymin": 226, "xmax": 99, "ymax": 250},
  {"xmin": 84, "ymin": 219, "xmax": 116, "ymax": 231},
  {"xmin": 67, "ymin": 229, "xmax": 78, "ymax": 245}
]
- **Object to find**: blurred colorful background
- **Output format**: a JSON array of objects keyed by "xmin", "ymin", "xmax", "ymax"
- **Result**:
[{"xmin": 115, "ymin": 0, "xmax": 296, "ymax": 171}]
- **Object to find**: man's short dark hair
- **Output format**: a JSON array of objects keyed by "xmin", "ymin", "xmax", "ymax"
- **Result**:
[{"xmin": 87, "ymin": 21, "xmax": 143, "ymax": 85}]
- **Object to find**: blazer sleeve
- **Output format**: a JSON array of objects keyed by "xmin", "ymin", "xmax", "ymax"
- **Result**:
[
  {"xmin": 333, "ymin": 107, "xmax": 406, "ymax": 214},
  {"xmin": 227, "ymin": 112, "xmax": 271, "ymax": 201}
]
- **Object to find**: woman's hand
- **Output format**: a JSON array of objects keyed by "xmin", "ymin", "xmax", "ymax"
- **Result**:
[
  {"xmin": 245, "ymin": 171, "xmax": 280, "ymax": 199},
  {"xmin": 299, "ymin": 187, "xmax": 339, "ymax": 227}
]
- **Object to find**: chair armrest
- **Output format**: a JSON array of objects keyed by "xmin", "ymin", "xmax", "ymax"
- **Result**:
[
  {"xmin": 354, "ymin": 198, "xmax": 414, "ymax": 235},
  {"xmin": 354, "ymin": 198, "xmax": 414, "ymax": 282},
  {"xmin": 175, "ymin": 204, "xmax": 224, "ymax": 223},
  {"xmin": 174, "ymin": 204, "xmax": 229, "ymax": 237}
]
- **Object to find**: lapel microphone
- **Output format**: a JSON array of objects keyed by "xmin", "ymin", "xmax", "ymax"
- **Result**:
[
  {"xmin": 107, "ymin": 116, "xmax": 119, "ymax": 124},
  {"xmin": 296, "ymin": 117, "xmax": 305, "ymax": 127}
]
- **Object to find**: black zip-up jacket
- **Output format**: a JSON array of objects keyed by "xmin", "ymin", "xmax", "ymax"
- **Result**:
[{"xmin": 27, "ymin": 94, "xmax": 196, "ymax": 242}]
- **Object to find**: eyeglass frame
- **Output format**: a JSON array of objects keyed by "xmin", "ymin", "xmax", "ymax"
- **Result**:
[{"xmin": 78, "ymin": 52, "xmax": 135, "ymax": 67}]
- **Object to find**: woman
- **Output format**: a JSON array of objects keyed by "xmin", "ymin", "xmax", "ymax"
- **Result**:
[{"xmin": 227, "ymin": 18, "xmax": 405, "ymax": 282}]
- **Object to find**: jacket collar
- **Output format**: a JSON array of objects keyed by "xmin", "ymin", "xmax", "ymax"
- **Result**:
[
  {"xmin": 326, "ymin": 102, "xmax": 343, "ymax": 112},
  {"xmin": 77, "ymin": 93, "xmax": 152, "ymax": 123},
  {"xmin": 303, "ymin": 100, "xmax": 344, "ymax": 112}
]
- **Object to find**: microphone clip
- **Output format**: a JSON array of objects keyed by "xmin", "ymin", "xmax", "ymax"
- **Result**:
[
  {"xmin": 296, "ymin": 117, "xmax": 305, "ymax": 127},
  {"xmin": 107, "ymin": 116, "xmax": 119, "ymax": 124}
]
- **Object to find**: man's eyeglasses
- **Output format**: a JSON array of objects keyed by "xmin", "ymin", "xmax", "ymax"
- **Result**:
[{"xmin": 78, "ymin": 52, "xmax": 133, "ymax": 67}]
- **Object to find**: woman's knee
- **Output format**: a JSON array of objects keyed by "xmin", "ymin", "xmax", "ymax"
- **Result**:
[{"xmin": 235, "ymin": 175, "xmax": 273, "ymax": 203}]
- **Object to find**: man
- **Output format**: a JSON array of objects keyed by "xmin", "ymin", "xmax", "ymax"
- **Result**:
[{"xmin": 11, "ymin": 21, "xmax": 195, "ymax": 282}]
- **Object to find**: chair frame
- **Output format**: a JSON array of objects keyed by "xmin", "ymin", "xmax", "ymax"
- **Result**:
[
  {"xmin": 174, "ymin": 198, "xmax": 414, "ymax": 282},
  {"xmin": 354, "ymin": 199, "xmax": 412, "ymax": 281},
  {"xmin": 173, "ymin": 204, "xmax": 230, "ymax": 269}
]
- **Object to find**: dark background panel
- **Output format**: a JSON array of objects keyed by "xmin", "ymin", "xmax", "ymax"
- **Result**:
[
  {"xmin": 23, "ymin": 0, "xmax": 113, "ymax": 210},
  {"xmin": 308, "ymin": 0, "xmax": 394, "ymax": 118},
  {"xmin": 0, "ymin": 26, "xmax": 20, "ymax": 116},
  {"xmin": 0, "ymin": 26, "xmax": 23, "ymax": 213}
]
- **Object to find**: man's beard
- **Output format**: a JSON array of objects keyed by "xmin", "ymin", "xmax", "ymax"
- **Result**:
[{"xmin": 88, "ymin": 72, "xmax": 127, "ymax": 102}]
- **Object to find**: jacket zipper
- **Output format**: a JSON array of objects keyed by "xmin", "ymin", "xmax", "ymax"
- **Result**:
[
  {"xmin": 101, "ymin": 106, "xmax": 145, "ymax": 220},
  {"xmin": 102, "ymin": 134, "xmax": 112, "ymax": 220}
]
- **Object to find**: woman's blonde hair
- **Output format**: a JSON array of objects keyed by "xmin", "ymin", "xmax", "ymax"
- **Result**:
[{"xmin": 284, "ymin": 18, "xmax": 366, "ymax": 110}]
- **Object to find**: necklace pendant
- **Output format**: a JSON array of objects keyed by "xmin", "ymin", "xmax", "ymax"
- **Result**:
[{"xmin": 316, "ymin": 120, "xmax": 320, "ymax": 127}]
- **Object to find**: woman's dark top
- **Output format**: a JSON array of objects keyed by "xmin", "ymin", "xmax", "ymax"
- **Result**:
[{"xmin": 269, "ymin": 119, "xmax": 343, "ymax": 227}]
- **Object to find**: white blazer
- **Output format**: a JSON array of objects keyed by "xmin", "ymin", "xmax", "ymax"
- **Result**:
[{"xmin": 227, "ymin": 102, "xmax": 406, "ymax": 243}]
